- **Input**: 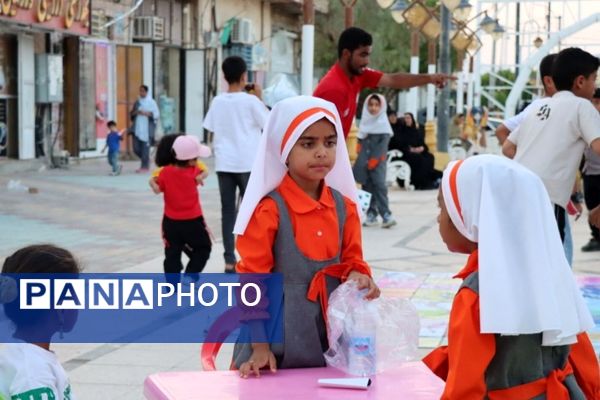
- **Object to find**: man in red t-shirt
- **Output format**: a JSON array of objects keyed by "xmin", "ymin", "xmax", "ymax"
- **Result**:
[{"xmin": 314, "ymin": 27, "xmax": 453, "ymax": 138}]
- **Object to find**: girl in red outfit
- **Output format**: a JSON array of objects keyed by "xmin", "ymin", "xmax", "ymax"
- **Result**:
[
  {"xmin": 232, "ymin": 96, "xmax": 380, "ymax": 378},
  {"xmin": 425, "ymin": 155, "xmax": 599, "ymax": 399},
  {"xmin": 150, "ymin": 134, "xmax": 212, "ymax": 284}
]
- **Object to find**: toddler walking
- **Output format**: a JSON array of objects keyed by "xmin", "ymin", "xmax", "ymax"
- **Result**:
[
  {"xmin": 101, "ymin": 120, "xmax": 124, "ymax": 176},
  {"xmin": 150, "ymin": 134, "xmax": 212, "ymax": 283}
]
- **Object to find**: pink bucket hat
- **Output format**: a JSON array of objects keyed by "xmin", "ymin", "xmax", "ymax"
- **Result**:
[{"xmin": 172, "ymin": 135, "xmax": 211, "ymax": 160}]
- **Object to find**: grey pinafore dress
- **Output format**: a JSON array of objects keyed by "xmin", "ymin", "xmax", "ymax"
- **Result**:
[
  {"xmin": 233, "ymin": 189, "xmax": 346, "ymax": 369},
  {"xmin": 462, "ymin": 271, "xmax": 586, "ymax": 399}
]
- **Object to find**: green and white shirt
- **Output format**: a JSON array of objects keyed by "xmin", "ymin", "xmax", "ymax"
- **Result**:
[{"xmin": 0, "ymin": 344, "xmax": 74, "ymax": 400}]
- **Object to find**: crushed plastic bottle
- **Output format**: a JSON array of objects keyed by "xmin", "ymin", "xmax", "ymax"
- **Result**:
[
  {"xmin": 347, "ymin": 306, "xmax": 376, "ymax": 377},
  {"xmin": 6, "ymin": 180, "xmax": 37, "ymax": 194},
  {"xmin": 7, "ymin": 180, "xmax": 28, "ymax": 192}
]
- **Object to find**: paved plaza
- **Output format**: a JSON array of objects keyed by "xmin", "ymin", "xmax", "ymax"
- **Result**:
[{"xmin": 0, "ymin": 157, "xmax": 598, "ymax": 399}]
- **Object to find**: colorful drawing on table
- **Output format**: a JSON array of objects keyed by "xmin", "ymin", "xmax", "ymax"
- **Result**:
[
  {"xmin": 376, "ymin": 272, "xmax": 600, "ymax": 354},
  {"xmin": 576, "ymin": 274, "xmax": 600, "ymax": 354}
]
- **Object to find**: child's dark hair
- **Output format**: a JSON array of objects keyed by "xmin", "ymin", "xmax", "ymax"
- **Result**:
[
  {"xmin": 140, "ymin": 84, "xmax": 149, "ymax": 93},
  {"xmin": 2, "ymin": 244, "xmax": 80, "ymax": 328},
  {"xmin": 539, "ymin": 53, "xmax": 557, "ymax": 79},
  {"xmin": 107, "ymin": 120, "xmax": 117, "ymax": 129},
  {"xmin": 368, "ymin": 95, "xmax": 381, "ymax": 105},
  {"xmin": 155, "ymin": 133, "xmax": 183, "ymax": 167},
  {"xmin": 222, "ymin": 56, "xmax": 247, "ymax": 84},
  {"xmin": 594, "ymin": 88, "xmax": 600, "ymax": 99},
  {"xmin": 552, "ymin": 48, "xmax": 600, "ymax": 91},
  {"xmin": 338, "ymin": 27, "xmax": 372, "ymax": 59}
]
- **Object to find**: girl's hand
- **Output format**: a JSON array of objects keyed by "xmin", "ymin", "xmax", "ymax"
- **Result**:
[
  {"xmin": 239, "ymin": 343, "xmax": 277, "ymax": 378},
  {"xmin": 346, "ymin": 271, "xmax": 380, "ymax": 300}
]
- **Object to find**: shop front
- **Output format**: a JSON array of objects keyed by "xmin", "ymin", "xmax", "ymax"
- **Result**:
[{"xmin": 0, "ymin": 0, "xmax": 90, "ymax": 160}]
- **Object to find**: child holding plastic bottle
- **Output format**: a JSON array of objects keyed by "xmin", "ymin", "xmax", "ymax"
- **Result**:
[
  {"xmin": 232, "ymin": 96, "xmax": 380, "ymax": 378},
  {"xmin": 149, "ymin": 134, "xmax": 212, "ymax": 283},
  {"xmin": 0, "ymin": 244, "xmax": 79, "ymax": 399},
  {"xmin": 424, "ymin": 155, "xmax": 600, "ymax": 399}
]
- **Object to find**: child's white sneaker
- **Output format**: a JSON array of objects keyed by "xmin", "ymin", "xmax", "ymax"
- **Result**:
[
  {"xmin": 363, "ymin": 215, "xmax": 378, "ymax": 227},
  {"xmin": 381, "ymin": 216, "xmax": 397, "ymax": 228}
]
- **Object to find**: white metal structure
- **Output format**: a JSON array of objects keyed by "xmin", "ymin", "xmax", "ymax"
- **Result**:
[
  {"xmin": 505, "ymin": 12, "xmax": 600, "ymax": 118},
  {"xmin": 470, "ymin": 0, "xmax": 600, "ymax": 118}
]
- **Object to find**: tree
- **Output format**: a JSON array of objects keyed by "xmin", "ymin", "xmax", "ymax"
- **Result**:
[{"xmin": 314, "ymin": 0, "xmax": 414, "ymax": 113}]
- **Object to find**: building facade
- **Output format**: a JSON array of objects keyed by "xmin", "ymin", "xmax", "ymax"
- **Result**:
[{"xmin": 0, "ymin": 0, "xmax": 329, "ymax": 161}]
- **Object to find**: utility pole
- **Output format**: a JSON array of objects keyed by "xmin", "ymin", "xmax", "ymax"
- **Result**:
[
  {"xmin": 342, "ymin": 0, "xmax": 358, "ymax": 28},
  {"xmin": 515, "ymin": 2, "xmax": 521, "ymax": 77},
  {"xmin": 301, "ymin": 0, "xmax": 315, "ymax": 95},
  {"xmin": 437, "ymin": 4, "xmax": 451, "ymax": 153},
  {"xmin": 547, "ymin": 2, "xmax": 551, "ymax": 39}
]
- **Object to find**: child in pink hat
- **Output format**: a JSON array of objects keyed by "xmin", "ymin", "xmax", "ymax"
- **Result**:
[{"xmin": 150, "ymin": 133, "xmax": 212, "ymax": 284}]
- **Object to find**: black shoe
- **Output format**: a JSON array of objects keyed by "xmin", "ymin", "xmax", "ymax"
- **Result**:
[{"xmin": 581, "ymin": 239, "xmax": 600, "ymax": 252}]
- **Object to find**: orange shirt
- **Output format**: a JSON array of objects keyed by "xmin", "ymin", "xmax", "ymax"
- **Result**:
[
  {"xmin": 236, "ymin": 174, "xmax": 369, "ymax": 274},
  {"xmin": 424, "ymin": 250, "xmax": 600, "ymax": 399}
]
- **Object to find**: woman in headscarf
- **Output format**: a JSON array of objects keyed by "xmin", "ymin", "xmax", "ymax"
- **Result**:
[
  {"xmin": 391, "ymin": 112, "xmax": 441, "ymax": 190},
  {"xmin": 130, "ymin": 84, "xmax": 160, "ymax": 173},
  {"xmin": 353, "ymin": 94, "xmax": 396, "ymax": 228}
]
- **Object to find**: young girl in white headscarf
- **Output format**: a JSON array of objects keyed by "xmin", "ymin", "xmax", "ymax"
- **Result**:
[
  {"xmin": 353, "ymin": 93, "xmax": 396, "ymax": 228},
  {"xmin": 424, "ymin": 154, "xmax": 599, "ymax": 399},
  {"xmin": 232, "ymin": 96, "xmax": 380, "ymax": 378}
]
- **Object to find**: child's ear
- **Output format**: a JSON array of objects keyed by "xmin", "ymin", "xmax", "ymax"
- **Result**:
[{"xmin": 574, "ymin": 75, "xmax": 585, "ymax": 90}]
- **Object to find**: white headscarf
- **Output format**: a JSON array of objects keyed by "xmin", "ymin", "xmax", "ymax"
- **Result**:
[
  {"xmin": 357, "ymin": 93, "xmax": 393, "ymax": 139},
  {"xmin": 134, "ymin": 88, "xmax": 160, "ymax": 142},
  {"xmin": 234, "ymin": 96, "xmax": 358, "ymax": 235},
  {"xmin": 441, "ymin": 155, "xmax": 593, "ymax": 346}
]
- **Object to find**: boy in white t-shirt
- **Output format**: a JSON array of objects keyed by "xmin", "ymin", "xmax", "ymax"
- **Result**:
[
  {"xmin": 0, "ymin": 245, "xmax": 79, "ymax": 400},
  {"xmin": 203, "ymin": 56, "xmax": 269, "ymax": 273},
  {"xmin": 503, "ymin": 47, "xmax": 600, "ymax": 241}
]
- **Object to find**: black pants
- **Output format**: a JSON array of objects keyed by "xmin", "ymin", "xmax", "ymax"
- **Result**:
[
  {"xmin": 583, "ymin": 174, "xmax": 600, "ymax": 240},
  {"xmin": 554, "ymin": 204, "xmax": 566, "ymax": 243},
  {"xmin": 217, "ymin": 172, "xmax": 250, "ymax": 264},
  {"xmin": 162, "ymin": 215, "xmax": 211, "ymax": 281}
]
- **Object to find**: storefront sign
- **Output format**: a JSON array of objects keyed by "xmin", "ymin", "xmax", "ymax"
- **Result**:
[{"xmin": 0, "ymin": 0, "xmax": 90, "ymax": 36}]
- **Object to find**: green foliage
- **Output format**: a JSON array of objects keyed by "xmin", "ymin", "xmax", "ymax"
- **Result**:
[
  {"xmin": 315, "ymin": 0, "xmax": 412, "ymax": 73},
  {"xmin": 314, "ymin": 0, "xmax": 412, "ymax": 113},
  {"xmin": 480, "ymin": 69, "xmax": 516, "ymax": 109}
]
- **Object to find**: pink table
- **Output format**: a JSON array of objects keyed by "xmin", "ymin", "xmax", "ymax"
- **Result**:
[{"xmin": 144, "ymin": 362, "xmax": 444, "ymax": 400}]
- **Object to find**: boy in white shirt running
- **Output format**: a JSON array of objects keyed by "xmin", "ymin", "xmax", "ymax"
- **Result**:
[
  {"xmin": 503, "ymin": 47, "xmax": 600, "ymax": 241},
  {"xmin": 203, "ymin": 56, "xmax": 270, "ymax": 273}
]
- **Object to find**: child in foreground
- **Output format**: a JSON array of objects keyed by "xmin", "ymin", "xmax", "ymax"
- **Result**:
[
  {"xmin": 232, "ymin": 96, "xmax": 380, "ymax": 378},
  {"xmin": 424, "ymin": 155, "xmax": 599, "ymax": 399},
  {"xmin": 0, "ymin": 244, "xmax": 79, "ymax": 400}
]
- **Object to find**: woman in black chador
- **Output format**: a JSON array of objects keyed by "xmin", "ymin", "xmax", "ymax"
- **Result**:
[{"xmin": 388, "ymin": 111, "xmax": 441, "ymax": 190}]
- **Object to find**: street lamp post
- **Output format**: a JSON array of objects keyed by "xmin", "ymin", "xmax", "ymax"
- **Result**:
[
  {"xmin": 437, "ymin": 3, "xmax": 451, "ymax": 153},
  {"xmin": 301, "ymin": 0, "xmax": 315, "ymax": 95}
]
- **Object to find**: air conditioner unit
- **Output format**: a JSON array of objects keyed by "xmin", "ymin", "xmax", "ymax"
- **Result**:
[
  {"xmin": 133, "ymin": 16, "xmax": 165, "ymax": 42},
  {"xmin": 90, "ymin": 10, "xmax": 107, "ymax": 38},
  {"xmin": 231, "ymin": 18, "xmax": 252, "ymax": 44},
  {"xmin": 203, "ymin": 31, "xmax": 219, "ymax": 49}
]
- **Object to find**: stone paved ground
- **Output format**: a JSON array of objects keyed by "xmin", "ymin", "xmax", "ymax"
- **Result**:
[{"xmin": 0, "ymin": 157, "xmax": 598, "ymax": 399}]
